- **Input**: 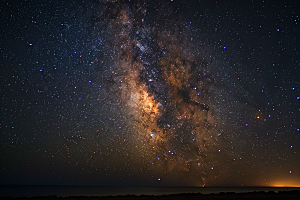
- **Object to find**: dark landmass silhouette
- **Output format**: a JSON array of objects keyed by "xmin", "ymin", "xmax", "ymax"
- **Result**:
[{"xmin": 1, "ymin": 190, "xmax": 299, "ymax": 200}]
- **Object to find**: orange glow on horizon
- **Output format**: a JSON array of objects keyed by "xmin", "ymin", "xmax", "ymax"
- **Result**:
[
  {"xmin": 271, "ymin": 184, "xmax": 300, "ymax": 187},
  {"xmin": 269, "ymin": 180, "xmax": 300, "ymax": 187}
]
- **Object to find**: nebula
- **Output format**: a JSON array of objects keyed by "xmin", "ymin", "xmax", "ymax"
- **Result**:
[{"xmin": 96, "ymin": 0, "xmax": 227, "ymax": 186}]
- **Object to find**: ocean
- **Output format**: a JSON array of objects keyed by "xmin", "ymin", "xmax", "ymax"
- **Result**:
[{"xmin": 0, "ymin": 185, "xmax": 299, "ymax": 198}]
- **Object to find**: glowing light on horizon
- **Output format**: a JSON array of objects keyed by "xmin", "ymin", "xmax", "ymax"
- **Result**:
[
  {"xmin": 271, "ymin": 184, "xmax": 300, "ymax": 187},
  {"xmin": 270, "ymin": 180, "xmax": 300, "ymax": 187}
]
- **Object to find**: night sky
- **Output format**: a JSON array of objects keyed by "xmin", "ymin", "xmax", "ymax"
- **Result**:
[{"xmin": 1, "ymin": 0, "xmax": 300, "ymax": 187}]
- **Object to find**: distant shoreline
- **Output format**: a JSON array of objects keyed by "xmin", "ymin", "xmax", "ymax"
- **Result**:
[{"xmin": 1, "ymin": 190, "xmax": 300, "ymax": 200}]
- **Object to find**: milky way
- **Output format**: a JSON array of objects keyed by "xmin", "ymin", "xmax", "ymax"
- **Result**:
[{"xmin": 93, "ymin": 0, "xmax": 252, "ymax": 186}]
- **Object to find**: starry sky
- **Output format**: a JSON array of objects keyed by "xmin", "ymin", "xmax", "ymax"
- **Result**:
[{"xmin": 1, "ymin": 0, "xmax": 300, "ymax": 187}]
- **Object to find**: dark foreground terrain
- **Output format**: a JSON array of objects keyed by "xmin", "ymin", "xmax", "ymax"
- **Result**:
[{"xmin": 1, "ymin": 190, "xmax": 300, "ymax": 200}]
